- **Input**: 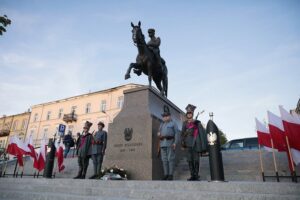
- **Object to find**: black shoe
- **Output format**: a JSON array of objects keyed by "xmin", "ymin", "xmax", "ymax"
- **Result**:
[
  {"xmin": 80, "ymin": 174, "xmax": 86, "ymax": 179},
  {"xmin": 187, "ymin": 176, "xmax": 195, "ymax": 181},
  {"xmin": 73, "ymin": 174, "xmax": 82, "ymax": 179},
  {"xmin": 193, "ymin": 175, "xmax": 200, "ymax": 181},
  {"xmin": 167, "ymin": 175, "xmax": 173, "ymax": 180},
  {"xmin": 89, "ymin": 174, "xmax": 97, "ymax": 179},
  {"xmin": 162, "ymin": 175, "xmax": 168, "ymax": 180}
]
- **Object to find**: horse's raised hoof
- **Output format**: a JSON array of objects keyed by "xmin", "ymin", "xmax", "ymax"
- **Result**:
[{"xmin": 125, "ymin": 74, "xmax": 131, "ymax": 80}]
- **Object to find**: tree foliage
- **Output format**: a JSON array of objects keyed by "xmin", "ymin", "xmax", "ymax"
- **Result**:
[
  {"xmin": 219, "ymin": 129, "xmax": 228, "ymax": 145},
  {"xmin": 0, "ymin": 15, "xmax": 11, "ymax": 35}
]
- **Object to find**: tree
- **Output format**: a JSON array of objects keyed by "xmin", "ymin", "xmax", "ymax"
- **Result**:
[
  {"xmin": 0, "ymin": 15, "xmax": 11, "ymax": 35},
  {"xmin": 219, "ymin": 129, "xmax": 228, "ymax": 145}
]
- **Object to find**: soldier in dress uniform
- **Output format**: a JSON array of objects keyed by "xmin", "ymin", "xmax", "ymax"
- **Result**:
[
  {"xmin": 158, "ymin": 109, "xmax": 180, "ymax": 180},
  {"xmin": 89, "ymin": 121, "xmax": 107, "ymax": 179},
  {"xmin": 181, "ymin": 104, "xmax": 208, "ymax": 181},
  {"xmin": 74, "ymin": 121, "xmax": 93, "ymax": 179}
]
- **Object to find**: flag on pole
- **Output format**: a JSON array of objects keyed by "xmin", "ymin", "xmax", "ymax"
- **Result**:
[
  {"xmin": 279, "ymin": 106, "xmax": 300, "ymax": 165},
  {"xmin": 24, "ymin": 134, "xmax": 37, "ymax": 160},
  {"xmin": 34, "ymin": 136, "xmax": 47, "ymax": 171},
  {"xmin": 55, "ymin": 140, "xmax": 65, "ymax": 172},
  {"xmin": 255, "ymin": 118, "xmax": 272, "ymax": 149},
  {"xmin": 267, "ymin": 111, "xmax": 287, "ymax": 152},
  {"xmin": 6, "ymin": 135, "xmax": 30, "ymax": 167}
]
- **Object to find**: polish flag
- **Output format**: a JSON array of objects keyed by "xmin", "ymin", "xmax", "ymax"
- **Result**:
[
  {"xmin": 55, "ymin": 140, "xmax": 65, "ymax": 172},
  {"xmin": 24, "ymin": 134, "xmax": 37, "ymax": 161},
  {"xmin": 267, "ymin": 111, "xmax": 287, "ymax": 152},
  {"xmin": 255, "ymin": 118, "xmax": 272, "ymax": 149},
  {"xmin": 34, "ymin": 136, "xmax": 47, "ymax": 171},
  {"xmin": 7, "ymin": 135, "xmax": 30, "ymax": 166},
  {"xmin": 279, "ymin": 106, "xmax": 300, "ymax": 165}
]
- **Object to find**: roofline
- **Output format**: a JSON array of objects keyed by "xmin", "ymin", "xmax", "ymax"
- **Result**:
[
  {"xmin": 31, "ymin": 83, "xmax": 144, "ymax": 108},
  {"xmin": 0, "ymin": 111, "xmax": 31, "ymax": 120}
]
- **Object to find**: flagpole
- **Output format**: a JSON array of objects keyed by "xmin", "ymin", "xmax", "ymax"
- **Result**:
[
  {"xmin": 270, "ymin": 139, "xmax": 279, "ymax": 182},
  {"xmin": 1, "ymin": 149, "xmax": 9, "ymax": 177},
  {"xmin": 258, "ymin": 144, "xmax": 265, "ymax": 182},
  {"xmin": 285, "ymin": 136, "xmax": 297, "ymax": 182}
]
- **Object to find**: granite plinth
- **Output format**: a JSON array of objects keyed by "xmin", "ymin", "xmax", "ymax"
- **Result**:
[{"xmin": 103, "ymin": 86, "xmax": 184, "ymax": 180}]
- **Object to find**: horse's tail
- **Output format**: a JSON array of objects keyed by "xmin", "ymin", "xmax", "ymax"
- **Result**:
[{"xmin": 162, "ymin": 64, "xmax": 168, "ymax": 97}]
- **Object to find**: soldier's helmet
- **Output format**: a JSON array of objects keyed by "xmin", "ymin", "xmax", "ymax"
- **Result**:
[
  {"xmin": 185, "ymin": 104, "xmax": 196, "ymax": 115},
  {"xmin": 148, "ymin": 28, "xmax": 155, "ymax": 34},
  {"xmin": 84, "ymin": 121, "xmax": 93, "ymax": 130}
]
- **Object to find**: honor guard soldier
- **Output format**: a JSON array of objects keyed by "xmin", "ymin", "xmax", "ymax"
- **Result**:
[
  {"xmin": 89, "ymin": 121, "xmax": 107, "ymax": 179},
  {"xmin": 74, "ymin": 121, "xmax": 93, "ymax": 179},
  {"xmin": 181, "ymin": 104, "xmax": 208, "ymax": 181},
  {"xmin": 158, "ymin": 109, "xmax": 180, "ymax": 180}
]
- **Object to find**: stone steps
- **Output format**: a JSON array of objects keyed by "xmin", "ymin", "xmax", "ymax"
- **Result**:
[{"xmin": 0, "ymin": 178, "xmax": 299, "ymax": 200}]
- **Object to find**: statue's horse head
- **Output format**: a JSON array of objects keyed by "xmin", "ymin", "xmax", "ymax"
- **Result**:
[{"xmin": 131, "ymin": 21, "xmax": 145, "ymax": 45}]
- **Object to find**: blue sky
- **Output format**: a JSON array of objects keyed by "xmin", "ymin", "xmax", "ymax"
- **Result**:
[{"xmin": 1, "ymin": 0, "xmax": 299, "ymax": 140}]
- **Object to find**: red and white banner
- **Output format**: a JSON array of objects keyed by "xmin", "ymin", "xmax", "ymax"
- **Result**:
[
  {"xmin": 55, "ymin": 140, "xmax": 65, "ymax": 172},
  {"xmin": 24, "ymin": 134, "xmax": 37, "ymax": 160},
  {"xmin": 267, "ymin": 111, "xmax": 287, "ymax": 152},
  {"xmin": 279, "ymin": 106, "xmax": 300, "ymax": 165},
  {"xmin": 34, "ymin": 136, "xmax": 47, "ymax": 171},
  {"xmin": 255, "ymin": 118, "xmax": 272, "ymax": 150},
  {"xmin": 7, "ymin": 135, "xmax": 30, "ymax": 166}
]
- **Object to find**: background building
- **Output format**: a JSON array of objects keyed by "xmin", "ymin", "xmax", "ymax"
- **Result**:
[
  {"xmin": 26, "ymin": 84, "xmax": 141, "ymax": 147},
  {"xmin": 0, "ymin": 112, "xmax": 31, "ymax": 148}
]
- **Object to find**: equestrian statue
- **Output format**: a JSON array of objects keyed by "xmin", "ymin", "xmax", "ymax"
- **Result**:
[{"xmin": 125, "ymin": 21, "xmax": 168, "ymax": 97}]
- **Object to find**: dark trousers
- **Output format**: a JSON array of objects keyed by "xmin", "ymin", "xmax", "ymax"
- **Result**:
[
  {"xmin": 77, "ymin": 156, "xmax": 90, "ymax": 177},
  {"xmin": 91, "ymin": 153, "xmax": 104, "ymax": 176}
]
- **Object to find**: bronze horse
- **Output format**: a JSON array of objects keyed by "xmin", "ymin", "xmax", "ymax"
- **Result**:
[{"xmin": 125, "ymin": 21, "xmax": 168, "ymax": 97}]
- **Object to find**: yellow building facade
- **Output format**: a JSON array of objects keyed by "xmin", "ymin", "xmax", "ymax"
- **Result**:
[
  {"xmin": 27, "ymin": 84, "xmax": 141, "ymax": 147},
  {"xmin": 0, "ymin": 112, "xmax": 31, "ymax": 148}
]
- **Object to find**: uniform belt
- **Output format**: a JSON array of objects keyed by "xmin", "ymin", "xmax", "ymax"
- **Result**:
[
  {"xmin": 159, "ymin": 136, "xmax": 174, "ymax": 140},
  {"xmin": 94, "ymin": 141, "xmax": 103, "ymax": 145}
]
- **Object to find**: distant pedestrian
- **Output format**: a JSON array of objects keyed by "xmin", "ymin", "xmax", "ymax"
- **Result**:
[
  {"xmin": 63, "ymin": 131, "xmax": 74, "ymax": 158},
  {"xmin": 158, "ymin": 109, "xmax": 180, "ymax": 180},
  {"xmin": 89, "ymin": 121, "xmax": 107, "ymax": 179}
]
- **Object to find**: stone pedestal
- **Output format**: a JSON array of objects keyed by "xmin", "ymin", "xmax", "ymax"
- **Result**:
[{"xmin": 103, "ymin": 86, "xmax": 184, "ymax": 180}]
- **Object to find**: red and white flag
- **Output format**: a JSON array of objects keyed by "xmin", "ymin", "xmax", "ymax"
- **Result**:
[
  {"xmin": 6, "ymin": 135, "xmax": 30, "ymax": 167},
  {"xmin": 267, "ymin": 111, "xmax": 287, "ymax": 152},
  {"xmin": 55, "ymin": 140, "xmax": 65, "ymax": 172},
  {"xmin": 255, "ymin": 118, "xmax": 272, "ymax": 151},
  {"xmin": 279, "ymin": 106, "xmax": 300, "ymax": 165},
  {"xmin": 34, "ymin": 136, "xmax": 47, "ymax": 171},
  {"xmin": 24, "ymin": 134, "xmax": 37, "ymax": 160}
]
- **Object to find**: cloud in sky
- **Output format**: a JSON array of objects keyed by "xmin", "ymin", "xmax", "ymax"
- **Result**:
[{"xmin": 0, "ymin": 0, "xmax": 299, "ymax": 140}]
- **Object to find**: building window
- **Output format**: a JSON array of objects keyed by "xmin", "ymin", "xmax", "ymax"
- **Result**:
[
  {"xmin": 21, "ymin": 119, "xmax": 28, "ymax": 130},
  {"xmin": 12, "ymin": 120, "xmax": 18, "ymax": 131},
  {"xmin": 46, "ymin": 111, "xmax": 51, "ymax": 120},
  {"xmin": 58, "ymin": 108, "xmax": 63, "ymax": 119},
  {"xmin": 71, "ymin": 106, "xmax": 77, "ymax": 114},
  {"xmin": 34, "ymin": 113, "xmax": 38, "ymax": 122},
  {"xmin": 30, "ymin": 129, "xmax": 35, "ymax": 136},
  {"xmin": 43, "ymin": 128, "xmax": 48, "ymax": 136},
  {"xmin": 117, "ymin": 96, "xmax": 124, "ymax": 109},
  {"xmin": 86, "ymin": 103, "xmax": 91, "ymax": 114},
  {"xmin": 101, "ymin": 100, "xmax": 106, "ymax": 112}
]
